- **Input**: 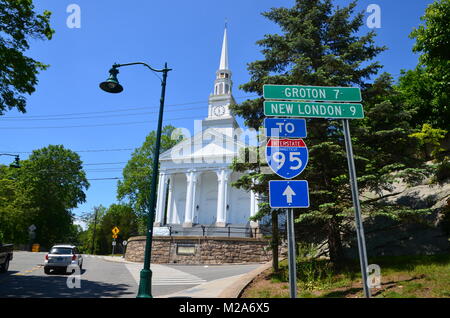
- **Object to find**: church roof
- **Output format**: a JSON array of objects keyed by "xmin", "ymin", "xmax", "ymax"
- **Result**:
[{"xmin": 159, "ymin": 128, "xmax": 247, "ymax": 164}]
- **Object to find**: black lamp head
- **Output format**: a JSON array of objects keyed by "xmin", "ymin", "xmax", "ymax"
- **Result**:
[{"xmin": 99, "ymin": 66, "xmax": 123, "ymax": 93}]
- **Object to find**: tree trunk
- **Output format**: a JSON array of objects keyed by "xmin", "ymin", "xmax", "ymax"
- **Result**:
[
  {"xmin": 327, "ymin": 220, "xmax": 344, "ymax": 267},
  {"xmin": 271, "ymin": 210, "xmax": 279, "ymax": 272}
]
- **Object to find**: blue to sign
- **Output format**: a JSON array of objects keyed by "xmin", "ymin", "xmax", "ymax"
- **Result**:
[
  {"xmin": 264, "ymin": 118, "xmax": 307, "ymax": 138},
  {"xmin": 269, "ymin": 180, "xmax": 310, "ymax": 208},
  {"xmin": 266, "ymin": 138, "xmax": 308, "ymax": 179}
]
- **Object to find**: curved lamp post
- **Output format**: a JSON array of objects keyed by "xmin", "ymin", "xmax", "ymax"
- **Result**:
[
  {"xmin": 0, "ymin": 154, "xmax": 20, "ymax": 168},
  {"xmin": 99, "ymin": 62, "xmax": 172, "ymax": 298}
]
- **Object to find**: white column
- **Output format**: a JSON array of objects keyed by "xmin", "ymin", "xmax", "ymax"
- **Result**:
[
  {"xmin": 250, "ymin": 190, "xmax": 256, "ymax": 217},
  {"xmin": 250, "ymin": 191, "xmax": 260, "ymax": 229},
  {"xmin": 183, "ymin": 170, "xmax": 198, "ymax": 228},
  {"xmin": 250, "ymin": 177, "xmax": 260, "ymax": 230},
  {"xmin": 215, "ymin": 169, "xmax": 229, "ymax": 227},
  {"xmin": 154, "ymin": 172, "xmax": 168, "ymax": 227},
  {"xmin": 166, "ymin": 175, "xmax": 174, "ymax": 224}
]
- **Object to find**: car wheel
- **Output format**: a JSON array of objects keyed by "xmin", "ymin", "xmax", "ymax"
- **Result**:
[
  {"xmin": 44, "ymin": 267, "xmax": 51, "ymax": 275},
  {"xmin": 0, "ymin": 259, "xmax": 9, "ymax": 273}
]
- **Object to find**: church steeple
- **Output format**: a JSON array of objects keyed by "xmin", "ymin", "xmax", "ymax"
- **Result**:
[
  {"xmin": 204, "ymin": 24, "xmax": 238, "ymax": 136},
  {"xmin": 213, "ymin": 25, "xmax": 232, "ymax": 97}
]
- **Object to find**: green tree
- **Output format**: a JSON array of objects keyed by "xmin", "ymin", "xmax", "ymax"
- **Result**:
[
  {"xmin": 0, "ymin": 0, "xmax": 54, "ymax": 114},
  {"xmin": 404, "ymin": 0, "xmax": 450, "ymax": 129},
  {"xmin": 231, "ymin": 0, "xmax": 429, "ymax": 265},
  {"xmin": 232, "ymin": 0, "xmax": 385, "ymax": 265},
  {"xmin": 0, "ymin": 164, "xmax": 32, "ymax": 244},
  {"xmin": 117, "ymin": 125, "xmax": 182, "ymax": 229},
  {"xmin": 396, "ymin": 67, "xmax": 437, "ymax": 129},
  {"xmin": 97, "ymin": 204, "xmax": 138, "ymax": 254},
  {"xmin": 16, "ymin": 145, "xmax": 89, "ymax": 248},
  {"xmin": 79, "ymin": 205, "xmax": 107, "ymax": 254},
  {"xmin": 79, "ymin": 204, "xmax": 138, "ymax": 255}
]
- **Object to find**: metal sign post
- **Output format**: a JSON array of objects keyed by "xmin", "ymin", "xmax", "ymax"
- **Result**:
[
  {"xmin": 342, "ymin": 119, "xmax": 371, "ymax": 298},
  {"xmin": 123, "ymin": 240, "xmax": 128, "ymax": 258},
  {"xmin": 112, "ymin": 239, "xmax": 116, "ymax": 256},
  {"xmin": 286, "ymin": 208, "xmax": 297, "ymax": 298}
]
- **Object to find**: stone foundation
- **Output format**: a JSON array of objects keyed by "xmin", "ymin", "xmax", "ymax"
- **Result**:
[{"xmin": 125, "ymin": 236, "xmax": 273, "ymax": 264}]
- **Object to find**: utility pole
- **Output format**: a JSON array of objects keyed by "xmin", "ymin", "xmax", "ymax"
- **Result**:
[{"xmin": 91, "ymin": 207, "xmax": 98, "ymax": 255}]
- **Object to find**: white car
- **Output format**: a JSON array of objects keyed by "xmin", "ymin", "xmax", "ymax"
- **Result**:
[{"xmin": 44, "ymin": 245, "xmax": 83, "ymax": 274}]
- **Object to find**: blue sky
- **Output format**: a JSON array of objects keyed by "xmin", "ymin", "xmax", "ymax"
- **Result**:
[{"xmin": 0, "ymin": 0, "xmax": 432, "ymax": 226}]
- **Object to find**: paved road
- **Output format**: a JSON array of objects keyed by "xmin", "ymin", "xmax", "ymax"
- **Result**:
[{"xmin": 0, "ymin": 252, "xmax": 261, "ymax": 298}]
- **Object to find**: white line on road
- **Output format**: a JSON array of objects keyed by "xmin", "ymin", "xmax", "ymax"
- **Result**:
[{"xmin": 125, "ymin": 263, "xmax": 206, "ymax": 286}]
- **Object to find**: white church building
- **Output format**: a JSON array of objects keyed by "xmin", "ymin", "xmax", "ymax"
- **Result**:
[{"xmin": 153, "ymin": 26, "xmax": 261, "ymax": 236}]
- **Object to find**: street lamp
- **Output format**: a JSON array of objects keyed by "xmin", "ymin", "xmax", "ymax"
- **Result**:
[
  {"xmin": 99, "ymin": 61, "xmax": 172, "ymax": 298},
  {"xmin": 0, "ymin": 154, "xmax": 21, "ymax": 168}
]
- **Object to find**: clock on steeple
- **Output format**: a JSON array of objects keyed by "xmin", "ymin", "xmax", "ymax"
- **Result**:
[{"xmin": 213, "ymin": 105, "xmax": 226, "ymax": 117}]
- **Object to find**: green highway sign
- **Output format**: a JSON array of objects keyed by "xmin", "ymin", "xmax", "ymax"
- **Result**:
[
  {"xmin": 263, "ymin": 85, "xmax": 362, "ymax": 102},
  {"xmin": 264, "ymin": 101, "xmax": 364, "ymax": 119}
]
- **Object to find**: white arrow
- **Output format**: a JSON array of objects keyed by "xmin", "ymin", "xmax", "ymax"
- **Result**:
[{"xmin": 282, "ymin": 185, "xmax": 296, "ymax": 203}]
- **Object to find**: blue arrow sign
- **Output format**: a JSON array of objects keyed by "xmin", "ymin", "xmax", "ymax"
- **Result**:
[
  {"xmin": 266, "ymin": 138, "xmax": 308, "ymax": 179},
  {"xmin": 269, "ymin": 180, "xmax": 310, "ymax": 208},
  {"xmin": 264, "ymin": 118, "xmax": 307, "ymax": 138}
]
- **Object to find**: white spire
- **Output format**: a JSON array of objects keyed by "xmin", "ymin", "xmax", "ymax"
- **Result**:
[{"xmin": 219, "ymin": 24, "xmax": 228, "ymax": 70}]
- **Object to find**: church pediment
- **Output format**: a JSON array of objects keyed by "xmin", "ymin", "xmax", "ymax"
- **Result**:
[{"xmin": 160, "ymin": 128, "xmax": 246, "ymax": 163}]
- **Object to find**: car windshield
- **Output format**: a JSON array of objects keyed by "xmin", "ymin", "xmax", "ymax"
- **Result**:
[{"xmin": 49, "ymin": 247, "xmax": 73, "ymax": 255}]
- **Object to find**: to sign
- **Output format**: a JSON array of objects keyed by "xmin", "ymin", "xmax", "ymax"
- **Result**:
[
  {"xmin": 264, "ymin": 118, "xmax": 307, "ymax": 138},
  {"xmin": 269, "ymin": 180, "xmax": 310, "ymax": 208},
  {"xmin": 266, "ymin": 138, "xmax": 308, "ymax": 179},
  {"xmin": 263, "ymin": 84, "xmax": 362, "ymax": 102},
  {"xmin": 264, "ymin": 101, "xmax": 364, "ymax": 119},
  {"xmin": 112, "ymin": 234, "xmax": 118, "ymax": 239},
  {"xmin": 112, "ymin": 227, "xmax": 120, "ymax": 235}
]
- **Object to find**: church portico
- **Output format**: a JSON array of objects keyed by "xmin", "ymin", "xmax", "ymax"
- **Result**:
[{"xmin": 156, "ymin": 168, "xmax": 253, "ymax": 228}]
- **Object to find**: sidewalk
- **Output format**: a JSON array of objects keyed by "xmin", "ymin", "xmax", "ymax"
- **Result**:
[
  {"xmin": 161, "ymin": 261, "xmax": 272, "ymax": 298},
  {"xmin": 96, "ymin": 255, "xmax": 271, "ymax": 298}
]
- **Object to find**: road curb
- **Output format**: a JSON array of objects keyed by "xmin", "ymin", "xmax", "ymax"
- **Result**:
[
  {"xmin": 87, "ymin": 255, "xmax": 142, "ymax": 264},
  {"xmin": 218, "ymin": 261, "xmax": 273, "ymax": 298}
]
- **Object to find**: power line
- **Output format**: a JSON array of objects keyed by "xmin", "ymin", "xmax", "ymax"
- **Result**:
[
  {"xmin": 83, "ymin": 161, "xmax": 128, "ymax": 166},
  {"xmin": 0, "ymin": 106, "xmax": 207, "ymax": 122},
  {"xmin": 87, "ymin": 177, "xmax": 123, "ymax": 181},
  {"xmin": 0, "ymin": 148, "xmax": 135, "ymax": 154},
  {"xmin": 0, "ymin": 115, "xmax": 200, "ymax": 129},
  {"xmin": 0, "ymin": 95, "xmax": 258, "ymax": 119}
]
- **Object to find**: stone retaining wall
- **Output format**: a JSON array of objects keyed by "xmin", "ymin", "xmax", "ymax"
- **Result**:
[{"xmin": 125, "ymin": 236, "xmax": 273, "ymax": 264}]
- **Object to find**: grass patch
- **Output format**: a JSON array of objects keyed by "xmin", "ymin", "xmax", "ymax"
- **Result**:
[{"xmin": 240, "ymin": 254, "xmax": 450, "ymax": 298}]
